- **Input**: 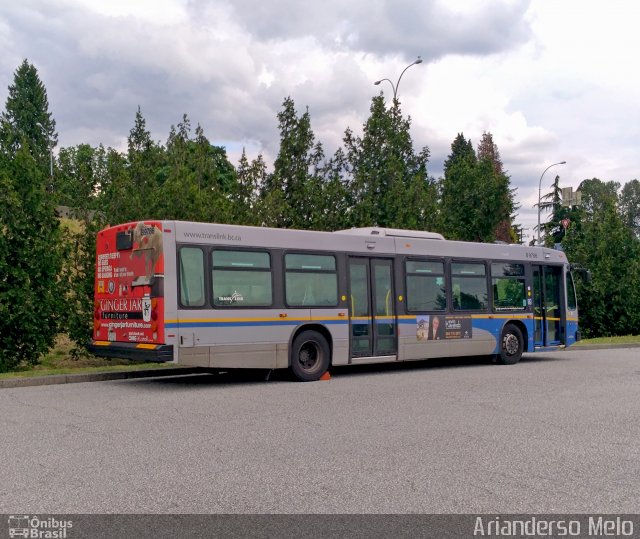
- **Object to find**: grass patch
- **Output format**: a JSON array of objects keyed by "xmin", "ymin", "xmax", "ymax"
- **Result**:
[
  {"xmin": 0, "ymin": 335, "xmax": 176, "ymax": 380},
  {"xmin": 574, "ymin": 335, "xmax": 640, "ymax": 346},
  {"xmin": 0, "ymin": 363, "xmax": 176, "ymax": 380}
]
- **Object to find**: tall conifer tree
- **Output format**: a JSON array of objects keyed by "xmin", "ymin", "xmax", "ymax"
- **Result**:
[
  {"xmin": 0, "ymin": 59, "xmax": 57, "ymax": 176},
  {"xmin": 262, "ymin": 98, "xmax": 324, "ymax": 229},
  {"xmin": 0, "ymin": 60, "xmax": 63, "ymax": 370},
  {"xmin": 342, "ymin": 95, "xmax": 436, "ymax": 230},
  {"xmin": 477, "ymin": 132, "xmax": 516, "ymax": 242}
]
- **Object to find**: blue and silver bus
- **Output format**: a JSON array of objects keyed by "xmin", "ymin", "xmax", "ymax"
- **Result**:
[{"xmin": 90, "ymin": 222, "xmax": 580, "ymax": 381}]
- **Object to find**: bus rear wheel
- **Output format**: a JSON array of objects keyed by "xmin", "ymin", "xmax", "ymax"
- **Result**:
[
  {"xmin": 290, "ymin": 330, "xmax": 330, "ymax": 382},
  {"xmin": 497, "ymin": 323, "xmax": 524, "ymax": 365}
]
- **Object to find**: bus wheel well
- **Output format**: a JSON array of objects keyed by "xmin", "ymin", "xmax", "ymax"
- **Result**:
[
  {"xmin": 290, "ymin": 324, "xmax": 333, "ymax": 367},
  {"xmin": 505, "ymin": 320, "xmax": 529, "ymax": 352}
]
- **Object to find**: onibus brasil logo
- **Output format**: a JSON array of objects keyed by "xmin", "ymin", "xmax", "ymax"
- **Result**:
[{"xmin": 7, "ymin": 516, "xmax": 72, "ymax": 538}]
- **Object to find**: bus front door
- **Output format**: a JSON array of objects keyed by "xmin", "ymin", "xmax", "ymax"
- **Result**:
[
  {"xmin": 533, "ymin": 265, "xmax": 563, "ymax": 347},
  {"xmin": 348, "ymin": 258, "xmax": 397, "ymax": 360}
]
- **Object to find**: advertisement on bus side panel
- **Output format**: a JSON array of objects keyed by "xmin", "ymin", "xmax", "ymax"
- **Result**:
[{"xmin": 416, "ymin": 315, "xmax": 472, "ymax": 341}]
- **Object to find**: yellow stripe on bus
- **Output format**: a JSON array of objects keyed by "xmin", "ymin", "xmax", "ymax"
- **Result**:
[
  {"xmin": 472, "ymin": 314, "xmax": 532, "ymax": 319},
  {"xmin": 136, "ymin": 344, "xmax": 158, "ymax": 350},
  {"xmin": 166, "ymin": 315, "xmax": 349, "ymax": 324}
]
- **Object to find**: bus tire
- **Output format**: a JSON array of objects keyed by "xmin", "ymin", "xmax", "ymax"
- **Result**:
[
  {"xmin": 497, "ymin": 323, "xmax": 524, "ymax": 365},
  {"xmin": 290, "ymin": 330, "xmax": 330, "ymax": 382}
]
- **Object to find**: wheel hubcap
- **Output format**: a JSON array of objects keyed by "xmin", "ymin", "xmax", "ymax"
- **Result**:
[
  {"xmin": 299, "ymin": 341, "xmax": 319, "ymax": 370},
  {"xmin": 503, "ymin": 333, "xmax": 519, "ymax": 356}
]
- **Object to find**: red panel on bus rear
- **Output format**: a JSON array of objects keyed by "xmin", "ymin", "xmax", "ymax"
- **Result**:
[{"xmin": 93, "ymin": 221, "xmax": 165, "ymax": 345}]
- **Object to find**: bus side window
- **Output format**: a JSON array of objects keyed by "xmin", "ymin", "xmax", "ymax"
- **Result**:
[
  {"xmin": 179, "ymin": 247, "xmax": 205, "ymax": 307},
  {"xmin": 285, "ymin": 253, "xmax": 338, "ymax": 308},
  {"xmin": 405, "ymin": 260, "xmax": 446, "ymax": 312},
  {"xmin": 212, "ymin": 250, "xmax": 273, "ymax": 307},
  {"xmin": 451, "ymin": 262, "xmax": 488, "ymax": 311}
]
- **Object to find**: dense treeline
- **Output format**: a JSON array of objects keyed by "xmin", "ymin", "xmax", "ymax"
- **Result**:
[{"xmin": 0, "ymin": 60, "xmax": 638, "ymax": 370}]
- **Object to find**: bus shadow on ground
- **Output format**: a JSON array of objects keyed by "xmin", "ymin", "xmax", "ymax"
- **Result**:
[
  {"xmin": 123, "ymin": 352, "xmax": 570, "ymax": 388},
  {"xmin": 325, "ymin": 352, "xmax": 570, "ymax": 378},
  {"xmin": 331, "ymin": 355, "xmax": 495, "ymax": 379},
  {"xmin": 122, "ymin": 368, "xmax": 286, "ymax": 389}
]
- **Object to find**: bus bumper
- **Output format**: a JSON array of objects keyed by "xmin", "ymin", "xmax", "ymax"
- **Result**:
[{"xmin": 88, "ymin": 341, "xmax": 174, "ymax": 362}]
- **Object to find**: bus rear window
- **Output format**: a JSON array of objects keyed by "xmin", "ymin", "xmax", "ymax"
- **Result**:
[{"xmin": 116, "ymin": 231, "xmax": 133, "ymax": 250}]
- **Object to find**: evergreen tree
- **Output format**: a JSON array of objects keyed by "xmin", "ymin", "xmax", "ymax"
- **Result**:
[
  {"xmin": 232, "ymin": 150, "xmax": 266, "ymax": 225},
  {"xmin": 98, "ymin": 108, "xmax": 163, "ymax": 223},
  {"xmin": 99, "ymin": 147, "xmax": 131, "ymax": 223},
  {"xmin": 127, "ymin": 107, "xmax": 165, "ymax": 220},
  {"xmin": 342, "ymin": 95, "xmax": 436, "ymax": 230},
  {"xmin": 439, "ymin": 133, "xmax": 478, "ymax": 240},
  {"xmin": 53, "ymin": 143, "xmax": 110, "ymax": 354},
  {"xmin": 0, "ymin": 59, "xmax": 57, "ymax": 176},
  {"xmin": 53, "ymin": 144, "xmax": 105, "ymax": 212},
  {"xmin": 477, "ymin": 132, "xmax": 517, "ymax": 242},
  {"xmin": 619, "ymin": 179, "xmax": 640, "ymax": 237},
  {"xmin": 562, "ymin": 178, "xmax": 640, "ymax": 337},
  {"xmin": 156, "ymin": 115, "xmax": 203, "ymax": 221},
  {"xmin": 440, "ymin": 132, "xmax": 516, "ymax": 242},
  {"xmin": 538, "ymin": 174, "xmax": 574, "ymax": 246},
  {"xmin": 0, "ymin": 61, "xmax": 65, "ymax": 370},
  {"xmin": 0, "ymin": 146, "xmax": 64, "ymax": 371},
  {"xmin": 313, "ymin": 148, "xmax": 353, "ymax": 231},
  {"xmin": 60, "ymin": 213, "xmax": 107, "ymax": 356},
  {"xmin": 261, "ymin": 97, "xmax": 324, "ymax": 229},
  {"xmin": 190, "ymin": 123, "xmax": 235, "ymax": 223},
  {"xmin": 155, "ymin": 116, "xmax": 235, "ymax": 223}
]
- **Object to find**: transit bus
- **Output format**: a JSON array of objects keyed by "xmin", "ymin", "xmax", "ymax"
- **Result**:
[{"xmin": 89, "ymin": 221, "xmax": 580, "ymax": 381}]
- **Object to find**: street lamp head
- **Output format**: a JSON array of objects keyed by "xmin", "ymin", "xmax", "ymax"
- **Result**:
[
  {"xmin": 414, "ymin": 56, "xmax": 423, "ymax": 65},
  {"xmin": 374, "ymin": 80, "xmax": 382, "ymax": 86},
  {"xmin": 560, "ymin": 161, "xmax": 566, "ymax": 164}
]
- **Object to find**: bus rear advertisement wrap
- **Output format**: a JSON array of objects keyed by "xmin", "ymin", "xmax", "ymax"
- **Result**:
[{"xmin": 90, "ymin": 221, "xmax": 172, "ymax": 361}]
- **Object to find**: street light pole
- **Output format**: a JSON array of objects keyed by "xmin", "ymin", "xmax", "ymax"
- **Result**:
[
  {"xmin": 374, "ymin": 57, "xmax": 423, "ymax": 102},
  {"xmin": 537, "ymin": 161, "xmax": 566, "ymax": 246}
]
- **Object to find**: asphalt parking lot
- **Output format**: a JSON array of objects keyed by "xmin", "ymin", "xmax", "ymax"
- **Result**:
[{"xmin": 0, "ymin": 347, "xmax": 638, "ymax": 514}]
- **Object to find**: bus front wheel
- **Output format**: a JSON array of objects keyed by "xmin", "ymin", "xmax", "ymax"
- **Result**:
[
  {"xmin": 497, "ymin": 324, "xmax": 524, "ymax": 365},
  {"xmin": 290, "ymin": 330, "xmax": 330, "ymax": 382}
]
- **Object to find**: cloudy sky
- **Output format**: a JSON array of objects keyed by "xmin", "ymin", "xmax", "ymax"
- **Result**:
[{"xmin": 1, "ymin": 0, "xmax": 639, "ymax": 241}]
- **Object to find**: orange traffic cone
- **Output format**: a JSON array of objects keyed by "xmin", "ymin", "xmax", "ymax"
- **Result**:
[{"xmin": 320, "ymin": 371, "xmax": 331, "ymax": 381}]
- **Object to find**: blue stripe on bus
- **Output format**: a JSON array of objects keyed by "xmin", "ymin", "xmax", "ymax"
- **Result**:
[{"xmin": 167, "ymin": 317, "xmax": 551, "ymax": 337}]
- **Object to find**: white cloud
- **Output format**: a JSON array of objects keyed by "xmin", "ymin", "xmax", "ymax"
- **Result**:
[{"xmin": 1, "ymin": 0, "xmax": 638, "ymax": 246}]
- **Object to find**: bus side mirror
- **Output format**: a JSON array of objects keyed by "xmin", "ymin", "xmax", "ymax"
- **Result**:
[{"xmin": 570, "ymin": 265, "xmax": 592, "ymax": 283}]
